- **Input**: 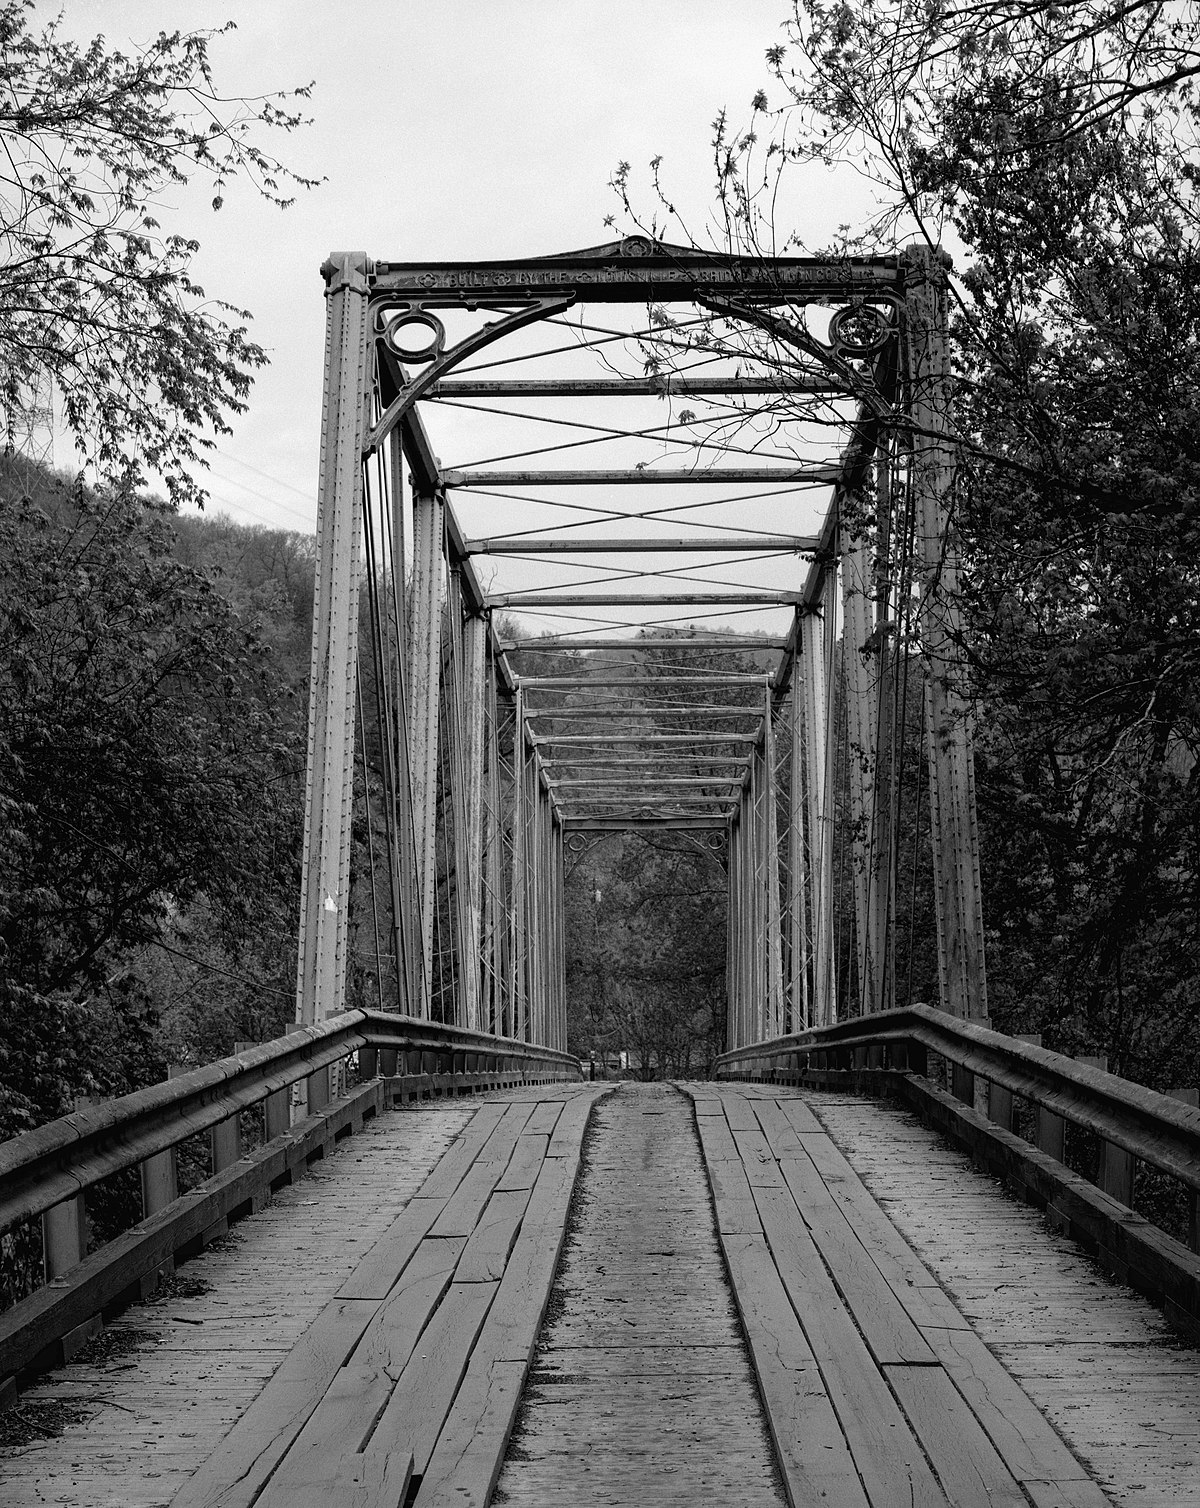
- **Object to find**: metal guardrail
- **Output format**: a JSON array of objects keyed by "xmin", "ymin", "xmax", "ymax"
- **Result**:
[
  {"xmin": 716, "ymin": 1002, "xmax": 1200, "ymax": 1196},
  {"xmin": 0, "ymin": 1011, "xmax": 581, "ymax": 1239}
]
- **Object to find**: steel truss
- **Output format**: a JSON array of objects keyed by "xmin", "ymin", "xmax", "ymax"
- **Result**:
[{"xmin": 295, "ymin": 238, "xmax": 987, "ymax": 1056}]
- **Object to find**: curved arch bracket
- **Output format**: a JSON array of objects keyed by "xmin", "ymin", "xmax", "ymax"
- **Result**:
[{"xmin": 362, "ymin": 294, "xmax": 576, "ymax": 458}]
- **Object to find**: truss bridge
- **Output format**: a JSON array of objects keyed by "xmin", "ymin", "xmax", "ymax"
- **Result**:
[{"xmin": 1, "ymin": 241, "xmax": 1197, "ymax": 1507}]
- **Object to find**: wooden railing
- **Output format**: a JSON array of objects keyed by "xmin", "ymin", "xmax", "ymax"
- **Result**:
[
  {"xmin": 717, "ymin": 1003, "xmax": 1200, "ymax": 1342},
  {"xmin": 0, "ymin": 1012, "xmax": 579, "ymax": 1385}
]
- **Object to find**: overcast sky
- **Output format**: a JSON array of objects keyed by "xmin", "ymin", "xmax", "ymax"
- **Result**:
[{"xmin": 50, "ymin": 2, "xmax": 870, "ymax": 536}]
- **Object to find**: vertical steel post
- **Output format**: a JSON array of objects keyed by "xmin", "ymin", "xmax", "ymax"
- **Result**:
[
  {"xmin": 801, "ymin": 584, "xmax": 837, "ymax": 1025},
  {"xmin": 763, "ymin": 700, "xmax": 785, "ymax": 1040},
  {"xmin": 408, "ymin": 482, "xmax": 445, "ymax": 1015},
  {"xmin": 387, "ymin": 431, "xmax": 421, "ymax": 1022},
  {"xmin": 460, "ymin": 613, "xmax": 488, "ymax": 1030},
  {"xmin": 511, "ymin": 693, "xmax": 528, "ymax": 1039},
  {"xmin": 788, "ymin": 679, "xmax": 809, "ymax": 1031},
  {"xmin": 296, "ymin": 253, "xmax": 371, "ymax": 1027},
  {"xmin": 905, "ymin": 244, "xmax": 988, "ymax": 1020}
]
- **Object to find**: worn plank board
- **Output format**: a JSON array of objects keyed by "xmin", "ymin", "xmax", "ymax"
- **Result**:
[
  {"xmin": 412, "ymin": 1356, "xmax": 527, "ymax": 1507},
  {"xmin": 751, "ymin": 1181, "xmax": 952, "ymax": 1508},
  {"xmin": 921, "ymin": 1326, "xmax": 1101, "ymax": 1492},
  {"xmin": 720, "ymin": 1229, "xmax": 871, "ymax": 1508},
  {"xmin": 367, "ymin": 1279, "xmax": 499, "ymax": 1477},
  {"xmin": 494, "ymin": 1132, "xmax": 550, "ymax": 1192},
  {"xmin": 707, "ymin": 1157, "xmax": 763, "ymax": 1235},
  {"xmin": 808, "ymin": 1094, "xmax": 1192, "ymax": 1507},
  {"xmin": 337, "ymin": 1196, "xmax": 451, "ymax": 1301},
  {"xmin": 729, "ymin": 1126, "xmax": 786, "ymax": 1187},
  {"xmin": 455, "ymin": 1188, "xmax": 533, "ymax": 1283},
  {"xmin": 522, "ymin": 1101, "xmax": 564, "ymax": 1137},
  {"xmin": 776, "ymin": 1097, "xmax": 824, "ymax": 1135},
  {"xmin": 477, "ymin": 1103, "xmax": 536, "ymax": 1165},
  {"xmin": 886, "ymin": 1363, "xmax": 1029, "ymax": 1508},
  {"xmin": 695, "ymin": 1110, "xmax": 741, "ymax": 1163},
  {"xmin": 352, "ymin": 1237, "xmax": 465, "ymax": 1378},
  {"xmin": 170, "ymin": 1298, "xmax": 380, "ymax": 1508},
  {"xmin": 427, "ymin": 1160, "xmax": 506, "ymax": 1239},
  {"xmin": 778, "ymin": 1153, "xmax": 936, "ymax": 1365},
  {"xmin": 750, "ymin": 1099, "xmax": 804, "ymax": 1158}
]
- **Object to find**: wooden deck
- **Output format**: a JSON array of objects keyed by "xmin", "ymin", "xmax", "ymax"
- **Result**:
[
  {"xmin": 494, "ymin": 1081, "xmax": 786, "ymax": 1505},
  {"xmin": 2, "ymin": 1080, "xmax": 1197, "ymax": 1507}
]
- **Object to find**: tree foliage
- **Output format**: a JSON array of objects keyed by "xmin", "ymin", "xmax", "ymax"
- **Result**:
[
  {"xmin": 0, "ymin": 4, "xmax": 316, "ymax": 504},
  {"xmin": 0, "ymin": 463, "xmax": 309, "ymax": 1134}
]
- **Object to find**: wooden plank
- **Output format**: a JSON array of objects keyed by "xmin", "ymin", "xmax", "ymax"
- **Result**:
[
  {"xmin": 416, "ymin": 1109, "xmax": 510, "ymax": 1200},
  {"xmin": 792, "ymin": 1133, "xmax": 946, "ymax": 1291},
  {"xmin": 730, "ymin": 1125, "xmax": 786, "ymax": 1187},
  {"xmin": 720, "ymin": 1094, "xmax": 761, "ymax": 1132},
  {"xmin": 256, "ymin": 1365, "xmax": 392, "ymax": 1505},
  {"xmin": 261, "ymin": 1432, "xmax": 413, "ymax": 1508},
  {"xmin": 707, "ymin": 1157, "xmax": 763, "ymax": 1235},
  {"xmin": 720, "ymin": 1229, "xmax": 871, "ymax": 1507},
  {"xmin": 695, "ymin": 1111, "xmax": 740, "ymax": 1163},
  {"xmin": 779, "ymin": 1154, "xmax": 936, "ymax": 1364},
  {"xmin": 428, "ymin": 1161, "xmax": 505, "ymax": 1239},
  {"xmin": 1022, "ymin": 1480, "xmax": 1114, "ymax": 1508},
  {"xmin": 545, "ymin": 1087, "xmax": 607, "ymax": 1158},
  {"xmin": 753, "ymin": 1183, "xmax": 951, "ymax": 1507},
  {"xmin": 456, "ymin": 1188, "xmax": 533, "ymax": 1282},
  {"xmin": 494, "ymin": 1132, "xmax": 550, "ymax": 1191},
  {"xmin": 338, "ymin": 1196, "xmax": 449, "ymax": 1300},
  {"xmin": 922, "ymin": 1326, "xmax": 1099, "ymax": 1488},
  {"xmin": 170, "ymin": 1298, "xmax": 379, "ymax": 1508},
  {"xmin": 522, "ymin": 1101, "xmax": 564, "ymax": 1136},
  {"xmin": 777, "ymin": 1097, "xmax": 825, "ymax": 1135},
  {"xmin": 366, "ymin": 1280, "xmax": 498, "ymax": 1477},
  {"xmin": 751, "ymin": 1099, "xmax": 804, "ymax": 1157},
  {"xmin": 353, "ymin": 1237, "xmax": 466, "ymax": 1377},
  {"xmin": 412, "ymin": 1355, "xmax": 527, "ymax": 1507},
  {"xmin": 477, "ymin": 1103, "xmax": 536, "ymax": 1164},
  {"xmin": 886, "ymin": 1363, "xmax": 1029, "ymax": 1507}
]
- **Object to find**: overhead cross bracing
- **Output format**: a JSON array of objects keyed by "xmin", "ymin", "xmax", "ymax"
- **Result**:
[{"xmin": 297, "ymin": 237, "xmax": 988, "ymax": 1062}]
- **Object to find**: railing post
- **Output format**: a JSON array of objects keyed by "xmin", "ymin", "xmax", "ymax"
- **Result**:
[
  {"xmin": 987, "ymin": 1079, "xmax": 1014, "ymax": 1133},
  {"xmin": 1169, "ymin": 1088, "xmax": 1199, "ymax": 1250},
  {"xmin": 1077, "ymin": 1054, "xmax": 1135, "ymax": 1206},
  {"xmin": 43, "ymin": 1094, "xmax": 98, "ymax": 1279},
  {"xmin": 141, "ymin": 1069, "xmax": 182, "ymax": 1217},
  {"xmin": 41, "ymin": 1192, "xmax": 85, "ymax": 1281}
]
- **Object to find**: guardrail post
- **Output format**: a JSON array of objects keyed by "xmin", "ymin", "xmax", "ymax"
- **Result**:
[
  {"xmin": 211, "ymin": 1050, "xmax": 248, "ymax": 1174},
  {"xmin": 1076, "ymin": 1054, "xmax": 1135, "ymax": 1206},
  {"xmin": 307, "ymin": 1064, "xmax": 331, "ymax": 1115},
  {"xmin": 41, "ymin": 1192, "xmax": 85, "ymax": 1281},
  {"xmin": 1169, "ymin": 1088, "xmax": 1199, "ymax": 1250},
  {"xmin": 987, "ymin": 1078, "xmax": 1014, "ymax": 1133},
  {"xmin": 359, "ymin": 1046, "xmax": 378, "ymax": 1080},
  {"xmin": 141, "ymin": 1069, "xmax": 183, "ymax": 1219}
]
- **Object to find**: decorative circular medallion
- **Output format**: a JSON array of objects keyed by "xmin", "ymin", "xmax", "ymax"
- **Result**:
[
  {"xmin": 828, "ymin": 303, "xmax": 892, "ymax": 359},
  {"xmin": 382, "ymin": 308, "xmax": 446, "ymax": 363}
]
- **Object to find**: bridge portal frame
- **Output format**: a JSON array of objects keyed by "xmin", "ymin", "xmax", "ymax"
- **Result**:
[{"xmin": 296, "ymin": 238, "xmax": 988, "ymax": 1051}]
